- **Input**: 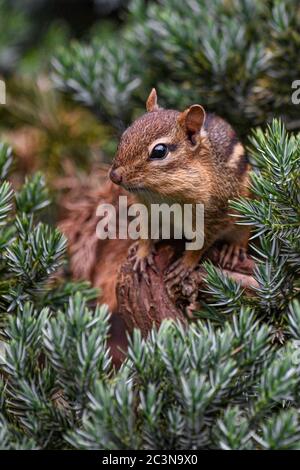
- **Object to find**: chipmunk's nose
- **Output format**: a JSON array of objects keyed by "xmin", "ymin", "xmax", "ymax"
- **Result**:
[{"xmin": 109, "ymin": 168, "xmax": 123, "ymax": 185}]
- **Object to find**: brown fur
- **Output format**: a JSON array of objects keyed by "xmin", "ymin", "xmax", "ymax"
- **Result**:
[
  {"xmin": 59, "ymin": 177, "xmax": 134, "ymax": 312},
  {"xmin": 110, "ymin": 96, "xmax": 250, "ymax": 269}
]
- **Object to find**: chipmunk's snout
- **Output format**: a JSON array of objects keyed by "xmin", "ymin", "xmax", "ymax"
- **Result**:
[{"xmin": 109, "ymin": 167, "xmax": 123, "ymax": 185}]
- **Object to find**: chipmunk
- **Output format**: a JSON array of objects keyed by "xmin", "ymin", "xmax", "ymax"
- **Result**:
[{"xmin": 109, "ymin": 89, "xmax": 250, "ymax": 292}]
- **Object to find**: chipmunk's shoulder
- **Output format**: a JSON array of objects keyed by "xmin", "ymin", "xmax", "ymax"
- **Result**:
[{"xmin": 204, "ymin": 113, "xmax": 248, "ymax": 174}]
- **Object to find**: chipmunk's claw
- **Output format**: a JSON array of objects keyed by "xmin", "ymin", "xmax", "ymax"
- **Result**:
[
  {"xmin": 219, "ymin": 244, "xmax": 246, "ymax": 270},
  {"xmin": 128, "ymin": 242, "xmax": 158, "ymax": 285},
  {"xmin": 165, "ymin": 258, "xmax": 193, "ymax": 296}
]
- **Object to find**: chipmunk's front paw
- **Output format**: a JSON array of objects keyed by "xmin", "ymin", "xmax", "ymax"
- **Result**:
[
  {"xmin": 128, "ymin": 241, "xmax": 157, "ymax": 285},
  {"xmin": 164, "ymin": 257, "xmax": 194, "ymax": 297},
  {"xmin": 219, "ymin": 243, "xmax": 246, "ymax": 270}
]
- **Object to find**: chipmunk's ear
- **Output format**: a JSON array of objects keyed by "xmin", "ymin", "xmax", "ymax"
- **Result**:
[
  {"xmin": 146, "ymin": 88, "xmax": 159, "ymax": 112},
  {"xmin": 178, "ymin": 105, "xmax": 206, "ymax": 143}
]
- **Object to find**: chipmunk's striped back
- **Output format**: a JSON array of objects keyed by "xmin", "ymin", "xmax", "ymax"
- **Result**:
[{"xmin": 205, "ymin": 113, "xmax": 248, "ymax": 175}]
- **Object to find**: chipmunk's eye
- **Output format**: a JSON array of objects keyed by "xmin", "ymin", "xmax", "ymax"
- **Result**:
[{"xmin": 149, "ymin": 143, "xmax": 168, "ymax": 160}]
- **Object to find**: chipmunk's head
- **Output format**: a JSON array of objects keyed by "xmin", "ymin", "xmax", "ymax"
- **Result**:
[{"xmin": 110, "ymin": 89, "xmax": 210, "ymax": 201}]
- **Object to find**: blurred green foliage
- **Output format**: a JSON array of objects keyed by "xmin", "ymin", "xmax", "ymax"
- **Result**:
[
  {"xmin": 0, "ymin": 0, "xmax": 123, "ymax": 181},
  {"xmin": 53, "ymin": 0, "xmax": 300, "ymax": 138}
]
